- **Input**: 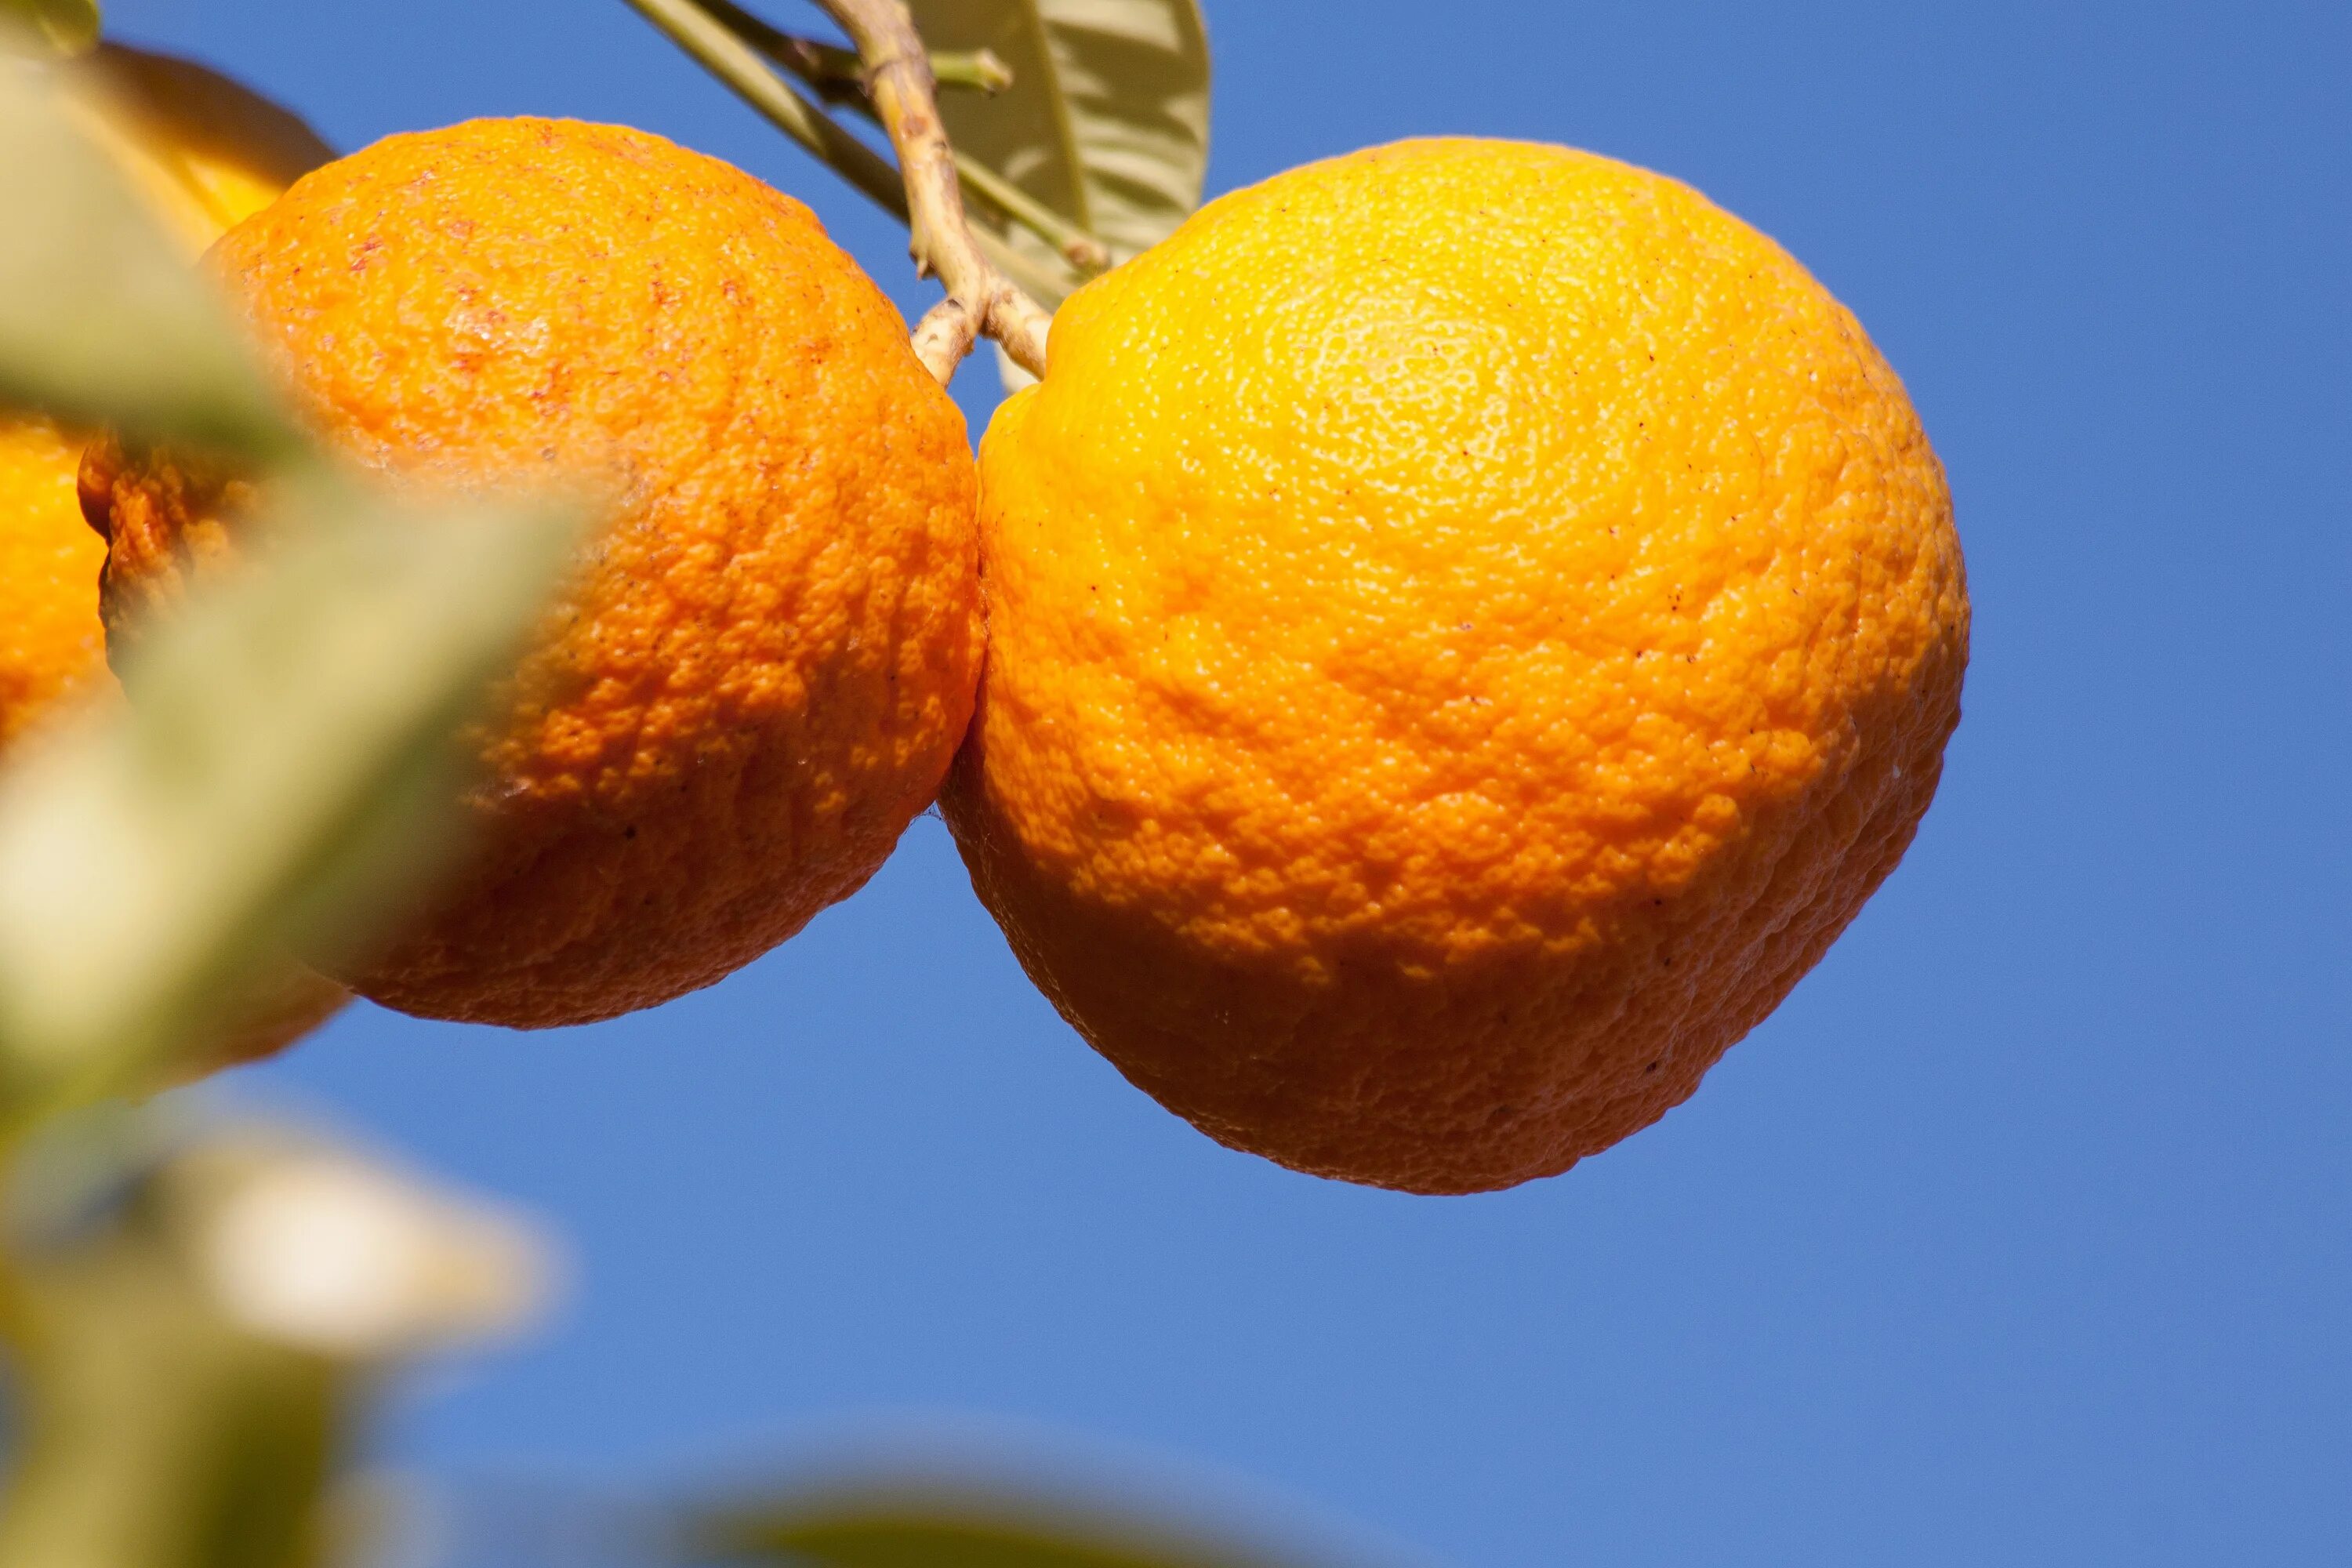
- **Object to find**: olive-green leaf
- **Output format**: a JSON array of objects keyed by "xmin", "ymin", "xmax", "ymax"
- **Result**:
[
  {"xmin": 0, "ymin": 473, "xmax": 584, "ymax": 1119},
  {"xmin": 0, "ymin": 50, "xmax": 298, "ymax": 457},
  {"xmin": 0, "ymin": 1216, "xmax": 342, "ymax": 1568},
  {"xmin": 0, "ymin": 0, "xmax": 101, "ymax": 57},
  {"xmin": 686, "ymin": 1490, "xmax": 1304, "ymax": 1568},
  {"xmin": 0, "ymin": 1110, "xmax": 553, "ymax": 1568},
  {"xmin": 906, "ymin": 0, "xmax": 1211, "ymax": 309}
]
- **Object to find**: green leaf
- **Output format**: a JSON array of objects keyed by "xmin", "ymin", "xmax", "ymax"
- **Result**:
[
  {"xmin": 0, "ymin": 1118, "xmax": 343, "ymax": 1568},
  {"xmin": 0, "ymin": 1, "xmax": 101, "ymax": 57},
  {"xmin": 0, "ymin": 49, "xmax": 299, "ymax": 457},
  {"xmin": 685, "ymin": 1489, "xmax": 1302, "ymax": 1568},
  {"xmin": 0, "ymin": 1109, "xmax": 553, "ymax": 1568},
  {"xmin": 706, "ymin": 1518, "xmax": 1210, "ymax": 1568},
  {"xmin": 906, "ymin": 0, "xmax": 1212, "ymax": 310},
  {"xmin": 0, "ymin": 472, "xmax": 584, "ymax": 1120},
  {"xmin": 0, "ymin": 1242, "xmax": 341, "ymax": 1568}
]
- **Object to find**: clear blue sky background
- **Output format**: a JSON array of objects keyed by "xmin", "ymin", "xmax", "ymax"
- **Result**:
[{"xmin": 107, "ymin": 2, "xmax": 2349, "ymax": 1563}]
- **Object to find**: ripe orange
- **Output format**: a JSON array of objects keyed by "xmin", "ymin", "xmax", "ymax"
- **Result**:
[
  {"xmin": 946, "ymin": 138, "xmax": 1969, "ymax": 1193},
  {"xmin": 88, "ymin": 118, "xmax": 982, "ymax": 1029},
  {"xmin": 1, "ymin": 44, "xmax": 347, "ymax": 1073}
]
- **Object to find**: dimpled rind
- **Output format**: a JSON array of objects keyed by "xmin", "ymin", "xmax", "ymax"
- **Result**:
[
  {"xmin": 90, "ymin": 118, "xmax": 982, "ymax": 1027},
  {"xmin": 946, "ymin": 138, "xmax": 1969, "ymax": 1193}
]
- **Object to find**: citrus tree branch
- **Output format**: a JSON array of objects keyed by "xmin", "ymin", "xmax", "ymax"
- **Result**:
[
  {"xmin": 691, "ymin": 0, "xmax": 1105, "ymax": 275},
  {"xmin": 619, "ymin": 0, "xmax": 908, "ymax": 221},
  {"xmin": 808, "ymin": 0, "xmax": 1051, "ymax": 382},
  {"xmin": 622, "ymin": 0, "xmax": 1061, "ymax": 379},
  {"xmin": 693, "ymin": 1, "xmax": 1011, "ymax": 98},
  {"xmin": 953, "ymin": 149, "xmax": 1111, "ymax": 274}
]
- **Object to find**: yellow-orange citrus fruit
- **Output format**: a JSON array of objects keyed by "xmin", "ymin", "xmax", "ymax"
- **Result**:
[
  {"xmin": 0, "ymin": 419, "xmax": 109, "ymax": 753},
  {"xmin": 4, "ymin": 42, "xmax": 334, "ymax": 751},
  {"xmin": 88, "ymin": 118, "xmax": 982, "ymax": 1028},
  {"xmin": 946, "ymin": 138, "xmax": 1969, "ymax": 1193},
  {"xmin": 0, "ymin": 45, "xmax": 347, "ymax": 1070},
  {"xmin": 60, "ymin": 42, "xmax": 339, "ymax": 256}
]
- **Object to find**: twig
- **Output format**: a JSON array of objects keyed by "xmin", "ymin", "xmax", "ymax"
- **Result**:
[
  {"xmin": 682, "ymin": 4, "xmax": 1110, "ymax": 270},
  {"xmin": 622, "ymin": 0, "xmax": 1062, "ymax": 379},
  {"xmin": 695, "ymin": 1, "xmax": 1011, "ymax": 96},
  {"xmin": 619, "ymin": 0, "xmax": 906, "ymax": 221},
  {"xmin": 808, "ymin": 0, "xmax": 1051, "ymax": 382},
  {"xmin": 686, "ymin": 2, "xmax": 1105, "ymax": 272},
  {"xmin": 973, "ymin": 225, "xmax": 1087, "ymax": 314},
  {"xmin": 948, "ymin": 149, "xmax": 1111, "ymax": 275}
]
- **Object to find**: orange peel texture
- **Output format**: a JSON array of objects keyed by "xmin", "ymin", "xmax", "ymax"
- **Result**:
[
  {"xmin": 88, "ymin": 118, "xmax": 982, "ymax": 1028},
  {"xmin": 946, "ymin": 139, "xmax": 1969, "ymax": 1193}
]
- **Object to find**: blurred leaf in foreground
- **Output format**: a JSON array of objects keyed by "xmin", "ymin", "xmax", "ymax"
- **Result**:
[
  {"xmin": 0, "ymin": 473, "xmax": 583, "ymax": 1120},
  {"xmin": 0, "ymin": 38, "xmax": 298, "ymax": 456},
  {"xmin": 0, "ymin": 1, "xmax": 100, "ymax": 57},
  {"xmin": 0, "ymin": 1106, "xmax": 552, "ymax": 1568},
  {"xmin": 684, "ymin": 1484, "xmax": 1308, "ymax": 1568},
  {"xmin": 906, "ymin": 0, "xmax": 1211, "ymax": 312}
]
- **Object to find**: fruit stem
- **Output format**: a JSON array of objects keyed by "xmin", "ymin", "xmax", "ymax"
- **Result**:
[{"xmin": 808, "ymin": 0, "xmax": 1052, "ymax": 381}]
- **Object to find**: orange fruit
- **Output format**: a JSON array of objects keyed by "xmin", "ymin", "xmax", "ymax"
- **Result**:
[
  {"xmin": 1, "ymin": 44, "xmax": 347, "ymax": 1073},
  {"xmin": 88, "ymin": 118, "xmax": 982, "ymax": 1028},
  {"xmin": 946, "ymin": 138, "xmax": 1969, "ymax": 1193}
]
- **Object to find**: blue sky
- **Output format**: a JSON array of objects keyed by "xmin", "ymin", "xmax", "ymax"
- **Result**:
[{"xmin": 105, "ymin": 2, "xmax": 2350, "ymax": 1563}]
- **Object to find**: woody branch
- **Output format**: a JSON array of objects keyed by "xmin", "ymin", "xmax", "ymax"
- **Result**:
[{"xmin": 810, "ymin": 0, "xmax": 1051, "ymax": 382}]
